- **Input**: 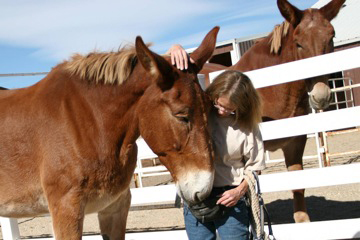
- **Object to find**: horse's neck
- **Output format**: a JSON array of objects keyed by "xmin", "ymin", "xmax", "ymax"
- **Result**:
[
  {"xmin": 54, "ymin": 74, "xmax": 144, "ymax": 160},
  {"xmin": 233, "ymin": 31, "xmax": 296, "ymax": 70},
  {"xmin": 232, "ymin": 31, "xmax": 308, "ymax": 120},
  {"xmin": 93, "ymin": 84, "xmax": 142, "ymax": 149}
]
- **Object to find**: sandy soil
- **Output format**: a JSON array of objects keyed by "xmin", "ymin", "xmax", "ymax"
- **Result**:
[{"xmin": 1, "ymin": 130, "xmax": 359, "ymax": 239}]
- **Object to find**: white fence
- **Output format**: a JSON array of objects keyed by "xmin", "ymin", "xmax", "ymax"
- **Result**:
[{"xmin": 1, "ymin": 47, "xmax": 360, "ymax": 240}]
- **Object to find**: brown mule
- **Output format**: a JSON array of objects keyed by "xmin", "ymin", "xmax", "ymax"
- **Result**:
[
  {"xmin": 0, "ymin": 27, "xmax": 219, "ymax": 239},
  {"xmin": 201, "ymin": 0, "xmax": 345, "ymax": 223}
]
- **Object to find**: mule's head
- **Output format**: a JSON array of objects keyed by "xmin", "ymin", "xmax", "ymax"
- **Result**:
[
  {"xmin": 134, "ymin": 27, "xmax": 219, "ymax": 204},
  {"xmin": 278, "ymin": 0, "xmax": 345, "ymax": 110}
]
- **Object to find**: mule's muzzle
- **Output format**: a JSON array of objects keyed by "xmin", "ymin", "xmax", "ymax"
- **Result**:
[
  {"xmin": 309, "ymin": 92, "xmax": 332, "ymax": 110},
  {"xmin": 309, "ymin": 82, "xmax": 332, "ymax": 110},
  {"xmin": 176, "ymin": 170, "xmax": 214, "ymax": 205}
]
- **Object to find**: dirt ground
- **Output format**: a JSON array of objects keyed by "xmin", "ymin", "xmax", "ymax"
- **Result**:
[{"xmin": 1, "ymin": 130, "xmax": 359, "ymax": 239}]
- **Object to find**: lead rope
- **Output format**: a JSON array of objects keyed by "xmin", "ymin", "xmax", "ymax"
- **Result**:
[{"xmin": 244, "ymin": 170, "xmax": 276, "ymax": 240}]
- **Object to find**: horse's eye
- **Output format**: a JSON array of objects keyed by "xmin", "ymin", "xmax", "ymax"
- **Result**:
[
  {"xmin": 175, "ymin": 114, "xmax": 189, "ymax": 124},
  {"xmin": 174, "ymin": 108, "xmax": 190, "ymax": 124},
  {"xmin": 296, "ymin": 43, "xmax": 303, "ymax": 49}
]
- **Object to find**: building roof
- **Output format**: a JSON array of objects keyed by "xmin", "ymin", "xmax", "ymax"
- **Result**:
[{"xmin": 312, "ymin": 0, "xmax": 360, "ymax": 46}]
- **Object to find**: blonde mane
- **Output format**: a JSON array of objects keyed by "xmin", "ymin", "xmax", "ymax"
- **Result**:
[
  {"xmin": 268, "ymin": 21, "xmax": 290, "ymax": 54},
  {"xmin": 65, "ymin": 45, "xmax": 137, "ymax": 85}
]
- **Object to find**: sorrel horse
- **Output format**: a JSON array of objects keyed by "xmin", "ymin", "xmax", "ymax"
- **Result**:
[
  {"xmin": 202, "ymin": 0, "xmax": 345, "ymax": 223},
  {"xmin": 0, "ymin": 27, "xmax": 219, "ymax": 239}
]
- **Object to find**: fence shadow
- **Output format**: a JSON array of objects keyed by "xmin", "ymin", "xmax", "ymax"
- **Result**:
[{"xmin": 265, "ymin": 196, "xmax": 360, "ymax": 224}]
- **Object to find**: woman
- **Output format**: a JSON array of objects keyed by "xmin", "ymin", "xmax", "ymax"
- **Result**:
[{"xmin": 168, "ymin": 45, "xmax": 266, "ymax": 240}]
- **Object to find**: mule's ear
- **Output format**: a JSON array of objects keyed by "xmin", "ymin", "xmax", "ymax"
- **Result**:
[
  {"xmin": 136, "ymin": 36, "xmax": 160, "ymax": 78},
  {"xmin": 277, "ymin": 0, "xmax": 303, "ymax": 27},
  {"xmin": 136, "ymin": 36, "xmax": 174, "ymax": 91},
  {"xmin": 319, "ymin": 0, "xmax": 345, "ymax": 21},
  {"xmin": 190, "ymin": 26, "xmax": 219, "ymax": 73}
]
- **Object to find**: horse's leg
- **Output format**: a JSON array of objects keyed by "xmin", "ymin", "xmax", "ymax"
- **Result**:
[
  {"xmin": 46, "ymin": 193, "xmax": 85, "ymax": 240},
  {"xmin": 98, "ymin": 187, "xmax": 131, "ymax": 240},
  {"xmin": 282, "ymin": 135, "xmax": 311, "ymax": 223}
]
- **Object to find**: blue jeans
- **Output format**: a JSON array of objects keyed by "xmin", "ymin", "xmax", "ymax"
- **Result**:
[{"xmin": 183, "ymin": 188, "xmax": 249, "ymax": 240}]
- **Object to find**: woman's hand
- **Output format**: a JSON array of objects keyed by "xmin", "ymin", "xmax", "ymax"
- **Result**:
[
  {"xmin": 216, "ymin": 180, "xmax": 249, "ymax": 207},
  {"xmin": 166, "ymin": 44, "xmax": 194, "ymax": 70}
]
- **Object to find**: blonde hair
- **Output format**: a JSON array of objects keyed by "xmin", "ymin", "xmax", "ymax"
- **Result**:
[
  {"xmin": 269, "ymin": 21, "xmax": 290, "ymax": 54},
  {"xmin": 65, "ymin": 45, "xmax": 137, "ymax": 85},
  {"xmin": 206, "ymin": 70, "xmax": 262, "ymax": 131}
]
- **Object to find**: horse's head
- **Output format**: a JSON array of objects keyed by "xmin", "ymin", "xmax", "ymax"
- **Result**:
[
  {"xmin": 277, "ymin": 0, "xmax": 345, "ymax": 110},
  {"xmin": 134, "ymin": 27, "xmax": 219, "ymax": 204}
]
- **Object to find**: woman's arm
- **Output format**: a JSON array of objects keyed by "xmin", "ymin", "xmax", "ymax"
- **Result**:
[{"xmin": 244, "ymin": 127, "xmax": 266, "ymax": 172}]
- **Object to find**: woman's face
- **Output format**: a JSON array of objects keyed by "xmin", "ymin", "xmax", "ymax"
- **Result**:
[{"xmin": 214, "ymin": 96, "xmax": 237, "ymax": 117}]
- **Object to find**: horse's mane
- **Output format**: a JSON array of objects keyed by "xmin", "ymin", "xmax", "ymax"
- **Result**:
[
  {"xmin": 65, "ymin": 45, "xmax": 138, "ymax": 85},
  {"xmin": 268, "ymin": 21, "xmax": 290, "ymax": 54}
]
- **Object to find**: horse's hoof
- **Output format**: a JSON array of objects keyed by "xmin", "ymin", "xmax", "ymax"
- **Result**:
[{"xmin": 294, "ymin": 212, "xmax": 310, "ymax": 223}]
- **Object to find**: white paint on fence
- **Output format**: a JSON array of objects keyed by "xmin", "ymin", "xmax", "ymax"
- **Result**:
[
  {"xmin": 27, "ymin": 230, "xmax": 189, "ymax": 240},
  {"xmin": 260, "ymin": 106, "xmax": 360, "ymax": 141},
  {"xmin": 209, "ymin": 46, "xmax": 360, "ymax": 88},
  {"xmin": 36, "ymin": 223, "xmax": 359, "ymax": 240},
  {"xmin": 0, "ymin": 218, "xmax": 20, "ymax": 240},
  {"xmin": 132, "ymin": 163, "xmax": 360, "ymax": 205},
  {"xmin": 268, "ymin": 218, "xmax": 360, "ymax": 240},
  {"xmin": 130, "ymin": 184, "xmax": 177, "ymax": 206},
  {"xmin": 259, "ymin": 163, "xmax": 360, "ymax": 193}
]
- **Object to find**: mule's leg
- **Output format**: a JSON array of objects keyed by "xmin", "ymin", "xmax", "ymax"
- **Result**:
[
  {"xmin": 47, "ymin": 193, "xmax": 85, "ymax": 240},
  {"xmin": 98, "ymin": 188, "xmax": 131, "ymax": 240},
  {"xmin": 282, "ymin": 135, "xmax": 310, "ymax": 223}
]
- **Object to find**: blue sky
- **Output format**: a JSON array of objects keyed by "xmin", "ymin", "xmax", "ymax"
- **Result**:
[{"xmin": 0, "ymin": 0, "xmax": 318, "ymax": 89}]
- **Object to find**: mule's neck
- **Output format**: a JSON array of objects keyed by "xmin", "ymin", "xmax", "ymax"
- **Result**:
[
  {"xmin": 92, "ymin": 76, "xmax": 147, "ymax": 152},
  {"xmin": 232, "ymin": 25, "xmax": 299, "ymax": 71},
  {"xmin": 62, "ymin": 65, "xmax": 150, "ymax": 162}
]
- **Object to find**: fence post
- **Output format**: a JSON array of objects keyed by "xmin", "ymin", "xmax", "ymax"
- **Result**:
[{"xmin": 0, "ymin": 217, "xmax": 20, "ymax": 240}]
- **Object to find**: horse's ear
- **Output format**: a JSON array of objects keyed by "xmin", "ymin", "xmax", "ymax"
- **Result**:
[
  {"xmin": 277, "ymin": 0, "xmax": 303, "ymax": 27},
  {"xmin": 319, "ymin": 0, "xmax": 345, "ymax": 21},
  {"xmin": 136, "ymin": 36, "xmax": 173, "ymax": 91},
  {"xmin": 136, "ymin": 36, "xmax": 160, "ymax": 78},
  {"xmin": 190, "ymin": 26, "xmax": 220, "ymax": 73}
]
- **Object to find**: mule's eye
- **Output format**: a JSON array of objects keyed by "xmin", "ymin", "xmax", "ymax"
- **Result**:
[{"xmin": 175, "ymin": 114, "xmax": 189, "ymax": 123}]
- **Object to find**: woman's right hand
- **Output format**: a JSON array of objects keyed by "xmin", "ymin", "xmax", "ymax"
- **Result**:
[
  {"xmin": 166, "ymin": 44, "xmax": 194, "ymax": 70},
  {"xmin": 216, "ymin": 180, "xmax": 249, "ymax": 207}
]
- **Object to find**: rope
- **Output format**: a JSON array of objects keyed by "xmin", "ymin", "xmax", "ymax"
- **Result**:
[{"xmin": 244, "ymin": 170, "xmax": 274, "ymax": 240}]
